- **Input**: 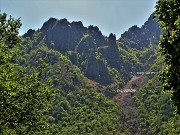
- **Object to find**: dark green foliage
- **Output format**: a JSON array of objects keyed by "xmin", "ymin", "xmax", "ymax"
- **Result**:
[
  {"xmin": 49, "ymin": 89, "xmax": 125, "ymax": 135},
  {"xmin": 5, "ymin": 9, "xmax": 179, "ymax": 134},
  {"xmin": 0, "ymin": 12, "xmax": 52, "ymax": 134},
  {"xmin": 134, "ymin": 75, "xmax": 180, "ymax": 135},
  {"xmin": 19, "ymin": 37, "xmax": 127, "ymax": 134},
  {"xmin": 155, "ymin": 0, "xmax": 180, "ymax": 113}
]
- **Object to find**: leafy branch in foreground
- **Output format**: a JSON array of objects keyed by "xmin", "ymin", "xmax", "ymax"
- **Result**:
[
  {"xmin": 0, "ymin": 12, "xmax": 52, "ymax": 134},
  {"xmin": 155, "ymin": 0, "xmax": 180, "ymax": 113}
]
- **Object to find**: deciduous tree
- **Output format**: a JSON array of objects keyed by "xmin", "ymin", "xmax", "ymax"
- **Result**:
[
  {"xmin": 155, "ymin": 0, "xmax": 180, "ymax": 113},
  {"xmin": 0, "ymin": 12, "xmax": 52, "ymax": 134}
]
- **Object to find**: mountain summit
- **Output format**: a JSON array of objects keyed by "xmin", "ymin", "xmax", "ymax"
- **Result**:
[
  {"xmin": 23, "ymin": 13, "xmax": 161, "ymax": 85},
  {"xmin": 20, "ymin": 12, "xmax": 180, "ymax": 135}
]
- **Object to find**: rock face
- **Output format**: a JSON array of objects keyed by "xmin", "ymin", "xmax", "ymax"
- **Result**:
[
  {"xmin": 85, "ymin": 54, "xmax": 111, "ymax": 85},
  {"xmin": 119, "ymin": 14, "xmax": 161, "ymax": 50},
  {"xmin": 23, "ymin": 29, "xmax": 35, "ymax": 38},
  {"xmin": 108, "ymin": 33, "xmax": 116, "ymax": 46},
  {"xmin": 41, "ymin": 18, "xmax": 87, "ymax": 52},
  {"xmin": 23, "ymin": 13, "xmax": 161, "ymax": 85}
]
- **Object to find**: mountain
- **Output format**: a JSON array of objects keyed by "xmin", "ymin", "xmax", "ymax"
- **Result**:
[
  {"xmin": 20, "ymin": 37, "xmax": 127, "ymax": 134},
  {"xmin": 21, "ymin": 13, "xmax": 180, "ymax": 134},
  {"xmin": 119, "ymin": 14, "xmax": 161, "ymax": 50},
  {"xmin": 23, "ymin": 13, "xmax": 161, "ymax": 85}
]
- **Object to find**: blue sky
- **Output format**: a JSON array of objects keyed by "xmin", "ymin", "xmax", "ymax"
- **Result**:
[{"xmin": 0, "ymin": 0, "xmax": 157, "ymax": 38}]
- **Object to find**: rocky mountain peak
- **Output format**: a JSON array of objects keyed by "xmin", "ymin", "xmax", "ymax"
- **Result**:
[{"xmin": 41, "ymin": 17, "xmax": 58, "ymax": 31}]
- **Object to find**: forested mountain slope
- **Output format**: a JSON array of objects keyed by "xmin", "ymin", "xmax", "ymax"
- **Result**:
[
  {"xmin": 20, "ymin": 13, "xmax": 180, "ymax": 135},
  {"xmin": 23, "ymin": 13, "xmax": 160, "ymax": 85},
  {"xmin": 19, "ymin": 36, "xmax": 127, "ymax": 134}
]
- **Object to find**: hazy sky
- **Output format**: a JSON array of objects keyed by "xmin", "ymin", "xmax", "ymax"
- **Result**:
[{"xmin": 0, "ymin": 0, "xmax": 157, "ymax": 38}]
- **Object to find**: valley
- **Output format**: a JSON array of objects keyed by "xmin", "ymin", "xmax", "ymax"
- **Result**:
[{"xmin": 1, "ymin": 9, "xmax": 180, "ymax": 134}]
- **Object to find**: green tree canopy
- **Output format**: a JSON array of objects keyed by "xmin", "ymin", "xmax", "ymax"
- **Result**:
[
  {"xmin": 0, "ymin": 12, "xmax": 52, "ymax": 134},
  {"xmin": 155, "ymin": 0, "xmax": 180, "ymax": 113}
]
